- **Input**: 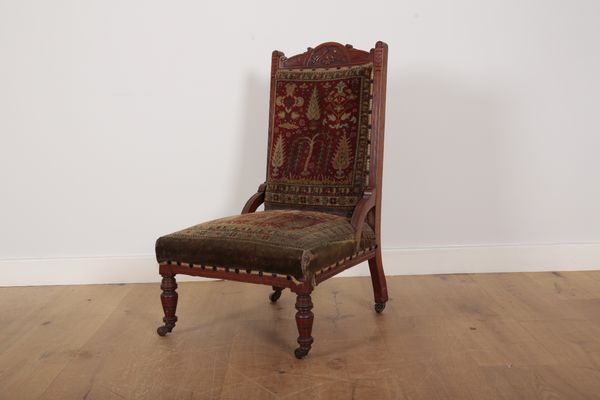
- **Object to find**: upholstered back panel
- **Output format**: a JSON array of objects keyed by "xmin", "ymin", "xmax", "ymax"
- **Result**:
[{"xmin": 264, "ymin": 64, "xmax": 373, "ymax": 217}]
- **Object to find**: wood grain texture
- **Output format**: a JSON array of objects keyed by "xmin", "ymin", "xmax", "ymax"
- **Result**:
[{"xmin": 1, "ymin": 271, "xmax": 600, "ymax": 399}]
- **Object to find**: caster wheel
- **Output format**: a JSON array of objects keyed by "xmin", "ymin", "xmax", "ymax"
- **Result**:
[
  {"xmin": 294, "ymin": 347, "xmax": 310, "ymax": 359},
  {"xmin": 269, "ymin": 290, "xmax": 282, "ymax": 303},
  {"xmin": 374, "ymin": 303, "xmax": 386, "ymax": 313},
  {"xmin": 157, "ymin": 326, "xmax": 172, "ymax": 336}
]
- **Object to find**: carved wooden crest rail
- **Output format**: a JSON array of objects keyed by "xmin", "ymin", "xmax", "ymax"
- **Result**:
[{"xmin": 280, "ymin": 42, "xmax": 374, "ymax": 68}]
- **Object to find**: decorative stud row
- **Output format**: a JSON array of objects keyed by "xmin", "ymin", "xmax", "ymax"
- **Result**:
[
  {"xmin": 314, "ymin": 245, "xmax": 377, "ymax": 277},
  {"xmin": 165, "ymin": 245, "xmax": 377, "ymax": 285},
  {"xmin": 165, "ymin": 260, "xmax": 298, "ymax": 282},
  {"xmin": 283, "ymin": 65, "xmax": 372, "ymax": 72}
]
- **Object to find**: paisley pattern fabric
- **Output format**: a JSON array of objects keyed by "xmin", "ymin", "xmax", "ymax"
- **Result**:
[
  {"xmin": 265, "ymin": 64, "xmax": 373, "ymax": 216},
  {"xmin": 155, "ymin": 210, "xmax": 376, "ymax": 284}
]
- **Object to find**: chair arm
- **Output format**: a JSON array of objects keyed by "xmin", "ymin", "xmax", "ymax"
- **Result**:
[
  {"xmin": 350, "ymin": 190, "xmax": 376, "ymax": 244},
  {"xmin": 241, "ymin": 183, "xmax": 267, "ymax": 214}
]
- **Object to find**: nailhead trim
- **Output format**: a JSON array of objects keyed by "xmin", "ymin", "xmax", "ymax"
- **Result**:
[{"xmin": 163, "ymin": 245, "xmax": 377, "ymax": 284}]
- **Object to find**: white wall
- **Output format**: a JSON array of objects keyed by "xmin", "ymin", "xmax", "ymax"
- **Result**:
[{"xmin": 1, "ymin": 0, "xmax": 600, "ymax": 284}]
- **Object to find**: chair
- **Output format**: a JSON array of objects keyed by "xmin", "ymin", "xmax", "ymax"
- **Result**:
[{"xmin": 155, "ymin": 41, "xmax": 389, "ymax": 358}]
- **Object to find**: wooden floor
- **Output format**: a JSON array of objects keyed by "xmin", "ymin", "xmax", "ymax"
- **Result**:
[{"xmin": 1, "ymin": 272, "xmax": 600, "ymax": 399}]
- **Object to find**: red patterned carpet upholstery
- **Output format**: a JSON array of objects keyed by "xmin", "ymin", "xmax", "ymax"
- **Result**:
[
  {"xmin": 265, "ymin": 64, "xmax": 373, "ymax": 217},
  {"xmin": 155, "ymin": 210, "xmax": 375, "ymax": 284}
]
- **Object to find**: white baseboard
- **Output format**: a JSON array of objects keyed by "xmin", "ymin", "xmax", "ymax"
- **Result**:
[{"xmin": 2, "ymin": 243, "xmax": 599, "ymax": 287}]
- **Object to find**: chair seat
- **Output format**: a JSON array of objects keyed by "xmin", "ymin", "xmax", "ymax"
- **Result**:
[{"xmin": 155, "ymin": 209, "xmax": 376, "ymax": 283}]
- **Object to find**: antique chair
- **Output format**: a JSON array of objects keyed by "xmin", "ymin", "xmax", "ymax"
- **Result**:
[{"xmin": 155, "ymin": 41, "xmax": 389, "ymax": 358}]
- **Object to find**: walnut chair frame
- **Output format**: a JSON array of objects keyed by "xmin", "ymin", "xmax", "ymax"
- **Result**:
[{"xmin": 157, "ymin": 41, "xmax": 389, "ymax": 359}]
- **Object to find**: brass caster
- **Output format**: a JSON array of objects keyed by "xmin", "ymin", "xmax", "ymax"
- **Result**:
[
  {"xmin": 374, "ymin": 302, "xmax": 386, "ymax": 313},
  {"xmin": 294, "ymin": 347, "xmax": 310, "ymax": 359},
  {"xmin": 157, "ymin": 325, "xmax": 173, "ymax": 336},
  {"xmin": 269, "ymin": 290, "xmax": 282, "ymax": 303}
]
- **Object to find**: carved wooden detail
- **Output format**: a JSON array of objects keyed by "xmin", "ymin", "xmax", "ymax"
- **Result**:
[
  {"xmin": 308, "ymin": 45, "xmax": 348, "ymax": 66},
  {"xmin": 280, "ymin": 42, "xmax": 371, "ymax": 68}
]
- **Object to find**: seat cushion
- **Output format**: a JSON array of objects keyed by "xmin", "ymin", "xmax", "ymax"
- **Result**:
[{"xmin": 155, "ymin": 210, "xmax": 375, "ymax": 284}]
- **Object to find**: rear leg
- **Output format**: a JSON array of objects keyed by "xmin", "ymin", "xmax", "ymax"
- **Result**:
[
  {"xmin": 368, "ymin": 249, "xmax": 388, "ymax": 313},
  {"xmin": 269, "ymin": 286, "xmax": 284, "ymax": 303}
]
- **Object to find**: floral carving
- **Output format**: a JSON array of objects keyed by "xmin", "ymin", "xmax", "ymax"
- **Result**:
[{"xmin": 308, "ymin": 46, "xmax": 349, "ymax": 66}]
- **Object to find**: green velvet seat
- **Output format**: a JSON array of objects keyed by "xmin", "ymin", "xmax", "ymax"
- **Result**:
[{"xmin": 156, "ymin": 209, "xmax": 376, "ymax": 284}]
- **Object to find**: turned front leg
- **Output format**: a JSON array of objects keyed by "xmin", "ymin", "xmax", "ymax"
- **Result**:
[
  {"xmin": 157, "ymin": 273, "xmax": 178, "ymax": 336},
  {"xmin": 294, "ymin": 291, "xmax": 314, "ymax": 359}
]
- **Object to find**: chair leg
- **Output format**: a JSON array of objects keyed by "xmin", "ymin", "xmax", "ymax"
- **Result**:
[
  {"xmin": 157, "ymin": 273, "xmax": 178, "ymax": 336},
  {"xmin": 294, "ymin": 290, "xmax": 314, "ymax": 359},
  {"xmin": 269, "ymin": 286, "xmax": 284, "ymax": 303},
  {"xmin": 368, "ymin": 249, "xmax": 389, "ymax": 313}
]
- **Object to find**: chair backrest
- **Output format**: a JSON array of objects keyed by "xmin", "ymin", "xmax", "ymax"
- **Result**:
[{"xmin": 264, "ymin": 42, "xmax": 388, "ymax": 218}]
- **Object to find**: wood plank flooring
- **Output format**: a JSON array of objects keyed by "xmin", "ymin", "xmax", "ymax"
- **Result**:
[{"xmin": 1, "ymin": 271, "xmax": 600, "ymax": 399}]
